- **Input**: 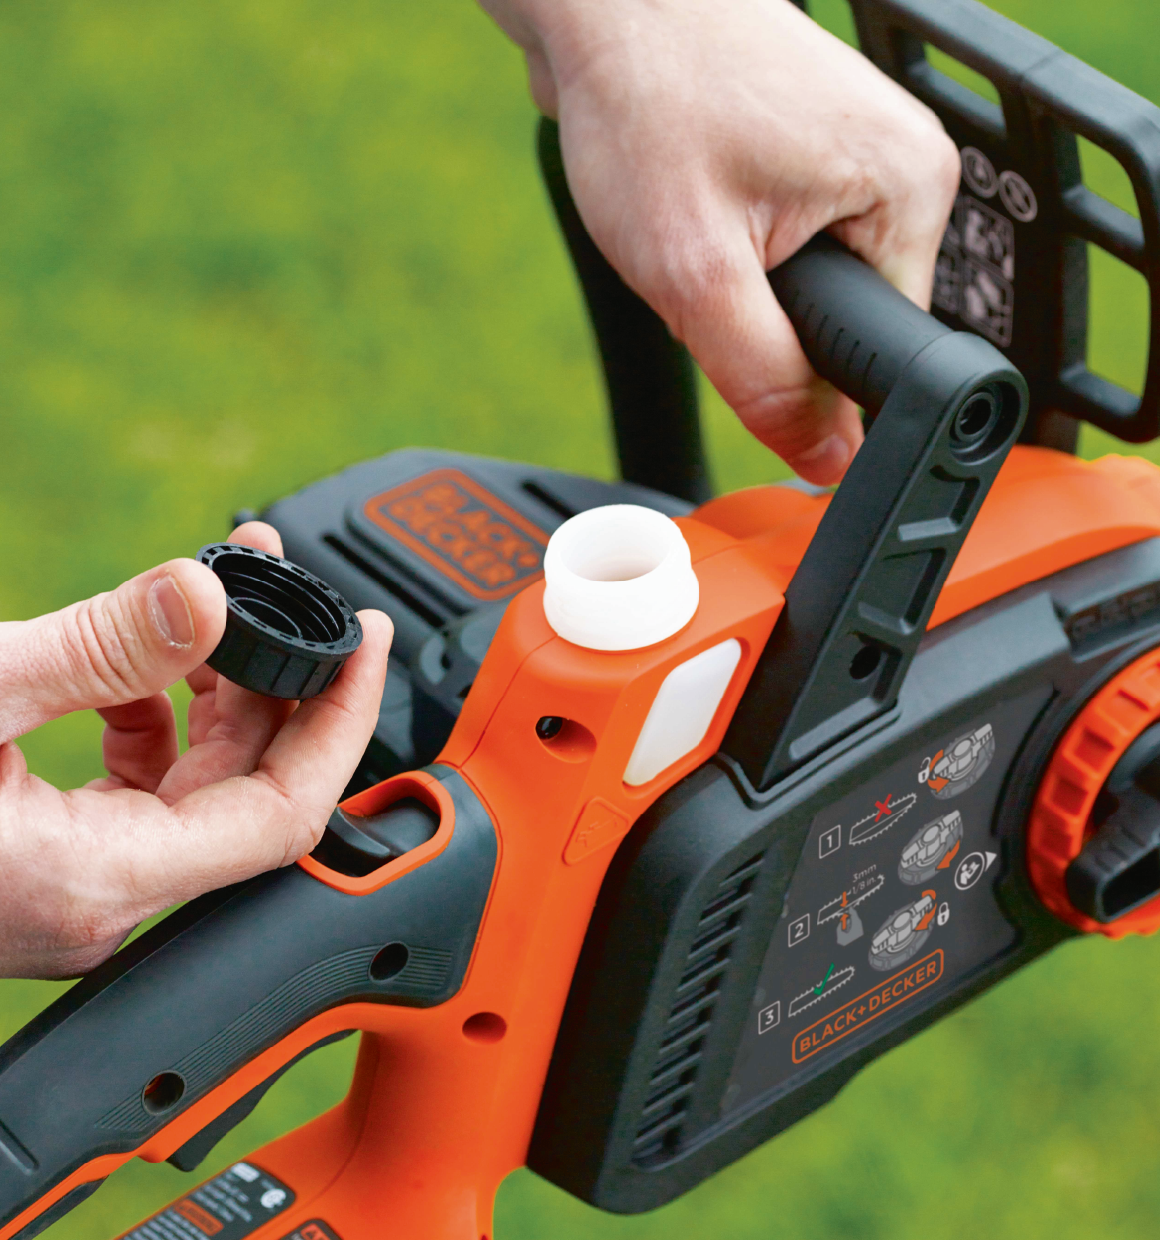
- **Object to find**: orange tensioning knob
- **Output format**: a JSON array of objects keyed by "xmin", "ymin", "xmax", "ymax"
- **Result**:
[{"xmin": 1028, "ymin": 646, "xmax": 1160, "ymax": 937}]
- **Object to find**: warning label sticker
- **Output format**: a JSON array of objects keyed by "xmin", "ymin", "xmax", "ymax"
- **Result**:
[
  {"xmin": 791, "ymin": 950, "xmax": 944, "ymax": 1063},
  {"xmin": 119, "ymin": 1164, "xmax": 294, "ymax": 1240},
  {"xmin": 363, "ymin": 468, "xmax": 548, "ymax": 600},
  {"xmin": 278, "ymin": 1222, "xmax": 342, "ymax": 1240}
]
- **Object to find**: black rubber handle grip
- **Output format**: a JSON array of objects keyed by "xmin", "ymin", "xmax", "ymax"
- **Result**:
[
  {"xmin": 769, "ymin": 233, "xmax": 951, "ymax": 415},
  {"xmin": 0, "ymin": 769, "xmax": 495, "ymax": 1238},
  {"xmin": 725, "ymin": 235, "xmax": 1028, "ymax": 788}
]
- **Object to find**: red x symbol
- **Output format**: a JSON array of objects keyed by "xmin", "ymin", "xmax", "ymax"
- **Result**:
[{"xmin": 874, "ymin": 794, "xmax": 893, "ymax": 821}]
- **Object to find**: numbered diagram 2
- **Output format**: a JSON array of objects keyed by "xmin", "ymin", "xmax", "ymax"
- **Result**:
[
  {"xmin": 818, "ymin": 874, "xmax": 885, "ymax": 928},
  {"xmin": 899, "ymin": 812, "xmax": 962, "ymax": 885},
  {"xmin": 868, "ymin": 891, "xmax": 937, "ymax": 973},
  {"xmin": 788, "ymin": 964, "xmax": 856, "ymax": 1019},
  {"xmin": 920, "ymin": 724, "xmax": 995, "ymax": 800},
  {"xmin": 848, "ymin": 791, "xmax": 917, "ymax": 845}
]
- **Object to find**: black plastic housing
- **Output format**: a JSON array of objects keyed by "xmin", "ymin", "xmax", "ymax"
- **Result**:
[
  {"xmin": 260, "ymin": 448, "xmax": 690, "ymax": 791},
  {"xmin": 528, "ymin": 539, "xmax": 1160, "ymax": 1212}
]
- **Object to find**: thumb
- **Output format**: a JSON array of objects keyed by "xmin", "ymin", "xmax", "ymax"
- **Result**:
[
  {"xmin": 669, "ymin": 241, "xmax": 864, "ymax": 485},
  {"xmin": 0, "ymin": 559, "xmax": 226, "ymax": 744}
]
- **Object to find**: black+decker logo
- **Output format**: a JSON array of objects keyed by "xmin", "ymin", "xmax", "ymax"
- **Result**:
[{"xmin": 363, "ymin": 469, "xmax": 548, "ymax": 601}]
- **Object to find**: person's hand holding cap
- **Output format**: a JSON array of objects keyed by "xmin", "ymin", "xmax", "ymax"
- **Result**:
[{"xmin": 0, "ymin": 522, "xmax": 392, "ymax": 979}]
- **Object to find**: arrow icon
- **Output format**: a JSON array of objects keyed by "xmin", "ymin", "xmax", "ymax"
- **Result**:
[
  {"xmin": 936, "ymin": 839, "xmax": 961, "ymax": 870},
  {"xmin": 985, "ymin": 851, "xmax": 997, "ymax": 870},
  {"xmin": 916, "ymin": 890, "xmax": 938, "ymax": 931}
]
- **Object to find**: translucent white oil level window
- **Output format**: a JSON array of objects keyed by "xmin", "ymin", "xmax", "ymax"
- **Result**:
[{"xmin": 623, "ymin": 639, "xmax": 743, "ymax": 786}]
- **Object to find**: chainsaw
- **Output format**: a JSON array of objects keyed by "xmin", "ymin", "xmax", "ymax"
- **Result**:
[{"xmin": 2, "ymin": 0, "xmax": 1160, "ymax": 1237}]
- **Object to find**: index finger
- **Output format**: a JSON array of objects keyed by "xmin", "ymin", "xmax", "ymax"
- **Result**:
[{"xmin": 163, "ymin": 608, "xmax": 393, "ymax": 889}]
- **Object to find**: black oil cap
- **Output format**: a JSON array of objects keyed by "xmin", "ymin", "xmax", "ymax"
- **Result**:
[{"xmin": 198, "ymin": 543, "xmax": 362, "ymax": 699}]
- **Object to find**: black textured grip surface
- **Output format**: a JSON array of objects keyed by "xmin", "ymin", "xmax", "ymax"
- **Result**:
[
  {"xmin": 768, "ymin": 234, "xmax": 951, "ymax": 418},
  {"xmin": 0, "ymin": 768, "xmax": 495, "ymax": 1236}
]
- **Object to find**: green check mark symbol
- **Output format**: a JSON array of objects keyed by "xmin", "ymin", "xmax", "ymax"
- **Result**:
[{"xmin": 814, "ymin": 963, "xmax": 835, "ymax": 995}]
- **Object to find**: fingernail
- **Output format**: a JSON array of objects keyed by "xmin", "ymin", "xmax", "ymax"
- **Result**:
[
  {"xmin": 794, "ymin": 433, "xmax": 851, "ymax": 483},
  {"xmin": 149, "ymin": 575, "xmax": 195, "ymax": 648}
]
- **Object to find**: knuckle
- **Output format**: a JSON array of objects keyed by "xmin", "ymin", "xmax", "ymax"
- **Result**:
[
  {"xmin": 64, "ymin": 596, "xmax": 146, "ymax": 703},
  {"xmin": 651, "ymin": 241, "xmax": 742, "ymax": 343},
  {"xmin": 247, "ymin": 770, "xmax": 329, "ymax": 866},
  {"xmin": 734, "ymin": 380, "xmax": 845, "ymax": 460},
  {"xmin": 933, "ymin": 133, "xmax": 963, "ymax": 199}
]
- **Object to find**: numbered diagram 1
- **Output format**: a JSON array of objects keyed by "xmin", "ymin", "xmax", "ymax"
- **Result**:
[
  {"xmin": 919, "ymin": 724, "xmax": 995, "ymax": 800},
  {"xmin": 848, "ymin": 791, "xmax": 917, "ymax": 845},
  {"xmin": 898, "ymin": 812, "xmax": 962, "ymax": 885},
  {"xmin": 788, "ymin": 963, "xmax": 856, "ymax": 1019},
  {"xmin": 868, "ymin": 891, "xmax": 937, "ymax": 973}
]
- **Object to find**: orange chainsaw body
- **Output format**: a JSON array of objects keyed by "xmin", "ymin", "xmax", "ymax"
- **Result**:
[{"xmin": 9, "ymin": 445, "xmax": 1160, "ymax": 1240}]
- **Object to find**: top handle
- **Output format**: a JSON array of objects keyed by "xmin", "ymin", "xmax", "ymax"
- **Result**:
[
  {"xmin": 541, "ymin": 0, "xmax": 1160, "ymax": 470},
  {"xmin": 766, "ymin": 231, "xmax": 950, "ymax": 419},
  {"xmin": 721, "ymin": 234, "xmax": 1027, "ymax": 790}
]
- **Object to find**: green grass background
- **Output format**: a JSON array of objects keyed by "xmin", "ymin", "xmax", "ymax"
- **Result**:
[{"xmin": 1, "ymin": 1, "xmax": 1158, "ymax": 1237}]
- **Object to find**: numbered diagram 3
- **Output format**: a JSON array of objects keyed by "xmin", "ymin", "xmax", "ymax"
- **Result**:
[
  {"xmin": 848, "ymin": 791, "xmax": 917, "ymax": 845},
  {"xmin": 899, "ymin": 812, "xmax": 963, "ymax": 885},
  {"xmin": 868, "ymin": 891, "xmax": 937, "ymax": 973},
  {"xmin": 788, "ymin": 963, "xmax": 856, "ymax": 1019},
  {"xmin": 919, "ymin": 725, "xmax": 995, "ymax": 800}
]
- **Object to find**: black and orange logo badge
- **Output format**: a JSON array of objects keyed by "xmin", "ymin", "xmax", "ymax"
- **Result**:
[{"xmin": 363, "ymin": 469, "xmax": 549, "ymax": 601}]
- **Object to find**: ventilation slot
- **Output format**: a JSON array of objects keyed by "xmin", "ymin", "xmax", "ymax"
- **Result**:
[
  {"xmin": 520, "ymin": 479, "xmax": 576, "ymax": 520},
  {"xmin": 630, "ymin": 851, "xmax": 764, "ymax": 1166},
  {"xmin": 322, "ymin": 534, "xmax": 454, "ymax": 629}
]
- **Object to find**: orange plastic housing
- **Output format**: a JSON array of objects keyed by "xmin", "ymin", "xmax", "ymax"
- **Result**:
[
  {"xmin": 696, "ymin": 447, "xmax": 1160, "ymax": 630},
  {"xmin": 1028, "ymin": 647, "xmax": 1160, "ymax": 937},
  {"xmin": 11, "ymin": 446, "xmax": 1160, "ymax": 1240}
]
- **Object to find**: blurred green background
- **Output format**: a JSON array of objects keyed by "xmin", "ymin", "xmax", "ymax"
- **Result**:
[{"xmin": 2, "ymin": 0, "xmax": 1158, "ymax": 1237}]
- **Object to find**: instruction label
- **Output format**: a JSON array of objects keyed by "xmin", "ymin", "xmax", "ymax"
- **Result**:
[
  {"xmin": 722, "ymin": 689, "xmax": 1048, "ymax": 1117},
  {"xmin": 119, "ymin": 1164, "xmax": 294, "ymax": 1240}
]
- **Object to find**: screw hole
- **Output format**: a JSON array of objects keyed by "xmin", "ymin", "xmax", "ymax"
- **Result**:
[
  {"xmin": 462, "ymin": 1012, "xmax": 507, "ymax": 1044},
  {"xmin": 953, "ymin": 391, "xmax": 997, "ymax": 443},
  {"xmin": 849, "ymin": 644, "xmax": 882, "ymax": 682},
  {"xmin": 142, "ymin": 1072, "xmax": 185, "ymax": 1115},
  {"xmin": 534, "ymin": 716, "xmax": 596, "ymax": 762},
  {"xmin": 947, "ymin": 382, "xmax": 1018, "ymax": 463},
  {"xmin": 370, "ymin": 942, "xmax": 410, "ymax": 981}
]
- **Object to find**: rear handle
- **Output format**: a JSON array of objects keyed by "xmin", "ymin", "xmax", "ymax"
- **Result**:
[{"xmin": 0, "ymin": 768, "xmax": 496, "ymax": 1240}]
